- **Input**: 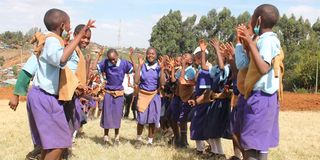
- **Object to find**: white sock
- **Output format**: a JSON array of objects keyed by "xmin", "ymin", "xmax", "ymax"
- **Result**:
[
  {"xmin": 208, "ymin": 139, "xmax": 218, "ymax": 153},
  {"xmin": 104, "ymin": 135, "xmax": 109, "ymax": 142},
  {"xmin": 147, "ymin": 137, "xmax": 153, "ymax": 144},
  {"xmin": 115, "ymin": 134, "xmax": 120, "ymax": 141},
  {"xmin": 196, "ymin": 140, "xmax": 205, "ymax": 152},
  {"xmin": 136, "ymin": 135, "xmax": 142, "ymax": 141},
  {"xmin": 214, "ymin": 138, "xmax": 224, "ymax": 154},
  {"xmin": 234, "ymin": 147, "xmax": 242, "ymax": 159}
]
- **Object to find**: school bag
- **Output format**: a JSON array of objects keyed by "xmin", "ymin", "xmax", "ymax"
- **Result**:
[{"xmin": 30, "ymin": 32, "xmax": 80, "ymax": 101}]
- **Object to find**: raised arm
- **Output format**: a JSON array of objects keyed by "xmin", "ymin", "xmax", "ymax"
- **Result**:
[
  {"xmin": 134, "ymin": 54, "xmax": 144, "ymax": 85},
  {"xmin": 209, "ymin": 39, "xmax": 225, "ymax": 70},
  {"xmin": 159, "ymin": 56, "xmax": 167, "ymax": 87},
  {"xmin": 91, "ymin": 47, "xmax": 104, "ymax": 71},
  {"xmin": 61, "ymin": 20, "xmax": 95, "ymax": 64},
  {"xmin": 238, "ymin": 25, "xmax": 270, "ymax": 74},
  {"xmin": 225, "ymin": 42, "xmax": 238, "ymax": 80}
]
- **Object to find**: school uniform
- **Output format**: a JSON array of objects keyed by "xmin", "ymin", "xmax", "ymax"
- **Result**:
[
  {"xmin": 98, "ymin": 59, "xmax": 133, "ymax": 129},
  {"xmin": 190, "ymin": 69, "xmax": 212, "ymax": 140},
  {"xmin": 204, "ymin": 65, "xmax": 232, "ymax": 139},
  {"xmin": 239, "ymin": 32, "xmax": 280, "ymax": 151},
  {"xmin": 27, "ymin": 34, "xmax": 72, "ymax": 149},
  {"xmin": 137, "ymin": 63, "xmax": 161, "ymax": 125}
]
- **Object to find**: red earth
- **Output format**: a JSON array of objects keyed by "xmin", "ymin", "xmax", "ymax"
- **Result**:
[{"xmin": 0, "ymin": 87, "xmax": 319, "ymax": 111}]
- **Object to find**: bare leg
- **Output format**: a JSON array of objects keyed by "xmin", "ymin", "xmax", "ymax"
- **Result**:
[{"xmin": 44, "ymin": 148, "xmax": 64, "ymax": 160}]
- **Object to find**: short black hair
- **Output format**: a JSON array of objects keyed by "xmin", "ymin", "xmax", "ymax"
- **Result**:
[
  {"xmin": 195, "ymin": 51, "xmax": 208, "ymax": 61},
  {"xmin": 74, "ymin": 24, "xmax": 91, "ymax": 35},
  {"xmin": 146, "ymin": 47, "xmax": 157, "ymax": 55},
  {"xmin": 106, "ymin": 48, "xmax": 118, "ymax": 56},
  {"xmin": 253, "ymin": 4, "xmax": 279, "ymax": 29},
  {"xmin": 43, "ymin": 8, "xmax": 69, "ymax": 31}
]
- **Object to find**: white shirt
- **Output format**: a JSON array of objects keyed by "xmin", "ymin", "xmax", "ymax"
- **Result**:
[{"xmin": 122, "ymin": 73, "xmax": 134, "ymax": 95}]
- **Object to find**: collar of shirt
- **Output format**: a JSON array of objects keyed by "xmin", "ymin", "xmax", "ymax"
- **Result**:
[
  {"xmin": 107, "ymin": 58, "xmax": 121, "ymax": 67},
  {"xmin": 259, "ymin": 32, "xmax": 277, "ymax": 39},
  {"xmin": 145, "ymin": 62, "xmax": 158, "ymax": 70}
]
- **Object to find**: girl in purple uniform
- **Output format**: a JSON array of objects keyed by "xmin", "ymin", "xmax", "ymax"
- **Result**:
[
  {"xmin": 134, "ymin": 47, "xmax": 165, "ymax": 148},
  {"xmin": 93, "ymin": 48, "xmax": 133, "ymax": 146}
]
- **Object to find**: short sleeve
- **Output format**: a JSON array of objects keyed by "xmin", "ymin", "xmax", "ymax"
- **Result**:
[
  {"xmin": 258, "ymin": 38, "xmax": 280, "ymax": 65},
  {"xmin": 125, "ymin": 60, "xmax": 133, "ymax": 74},
  {"xmin": 184, "ymin": 67, "xmax": 196, "ymax": 80},
  {"xmin": 97, "ymin": 59, "xmax": 106, "ymax": 73},
  {"xmin": 175, "ymin": 70, "xmax": 181, "ymax": 79},
  {"xmin": 22, "ymin": 54, "xmax": 38, "ymax": 76},
  {"xmin": 42, "ymin": 37, "xmax": 64, "ymax": 68},
  {"xmin": 209, "ymin": 65, "xmax": 230, "ymax": 83},
  {"xmin": 235, "ymin": 44, "xmax": 249, "ymax": 69}
]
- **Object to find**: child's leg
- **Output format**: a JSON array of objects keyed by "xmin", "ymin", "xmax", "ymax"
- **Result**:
[
  {"xmin": 214, "ymin": 138, "xmax": 224, "ymax": 154},
  {"xmin": 115, "ymin": 129, "xmax": 120, "ymax": 141},
  {"xmin": 180, "ymin": 121, "xmax": 188, "ymax": 147},
  {"xmin": 137, "ymin": 123, "xmax": 144, "ymax": 139},
  {"xmin": 147, "ymin": 123, "xmax": 155, "ymax": 144},
  {"xmin": 44, "ymin": 148, "xmax": 64, "ymax": 160},
  {"xmin": 104, "ymin": 129, "xmax": 109, "ymax": 142},
  {"xmin": 244, "ymin": 150, "xmax": 268, "ymax": 160},
  {"xmin": 195, "ymin": 140, "xmax": 205, "ymax": 152}
]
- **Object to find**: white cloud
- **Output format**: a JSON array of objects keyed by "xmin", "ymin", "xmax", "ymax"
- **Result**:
[{"xmin": 286, "ymin": 5, "xmax": 320, "ymax": 24}]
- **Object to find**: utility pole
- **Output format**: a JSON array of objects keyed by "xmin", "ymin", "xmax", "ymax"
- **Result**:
[
  {"xmin": 316, "ymin": 47, "xmax": 319, "ymax": 93},
  {"xmin": 117, "ymin": 20, "xmax": 122, "ymax": 48}
]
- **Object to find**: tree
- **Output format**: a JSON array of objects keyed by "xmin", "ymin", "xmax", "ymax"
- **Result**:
[
  {"xmin": 150, "ymin": 10, "xmax": 182, "ymax": 55},
  {"xmin": 180, "ymin": 15, "xmax": 197, "ymax": 53}
]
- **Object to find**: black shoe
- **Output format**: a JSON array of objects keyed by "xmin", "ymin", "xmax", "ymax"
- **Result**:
[
  {"xmin": 228, "ymin": 156, "xmax": 241, "ymax": 160},
  {"xmin": 25, "ymin": 146, "xmax": 42, "ymax": 160}
]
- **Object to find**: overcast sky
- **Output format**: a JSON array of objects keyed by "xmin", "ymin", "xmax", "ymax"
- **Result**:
[{"xmin": 0, "ymin": 0, "xmax": 319, "ymax": 48}]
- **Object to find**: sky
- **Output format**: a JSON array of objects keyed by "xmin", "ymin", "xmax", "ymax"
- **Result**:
[{"xmin": 0, "ymin": 0, "xmax": 319, "ymax": 48}]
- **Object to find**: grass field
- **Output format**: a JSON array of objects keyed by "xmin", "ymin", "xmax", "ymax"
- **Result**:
[{"xmin": 0, "ymin": 100, "xmax": 320, "ymax": 160}]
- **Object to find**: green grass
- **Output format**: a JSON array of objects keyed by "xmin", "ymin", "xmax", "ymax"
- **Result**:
[{"xmin": 0, "ymin": 100, "xmax": 320, "ymax": 160}]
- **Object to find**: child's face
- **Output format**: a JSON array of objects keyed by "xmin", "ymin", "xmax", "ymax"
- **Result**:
[
  {"xmin": 79, "ymin": 31, "xmax": 91, "ymax": 49},
  {"xmin": 63, "ymin": 18, "xmax": 71, "ymax": 32},
  {"xmin": 174, "ymin": 57, "xmax": 182, "ymax": 66},
  {"xmin": 107, "ymin": 52, "xmax": 118, "ymax": 65},
  {"xmin": 146, "ymin": 49, "xmax": 157, "ymax": 64},
  {"xmin": 194, "ymin": 54, "xmax": 201, "ymax": 65}
]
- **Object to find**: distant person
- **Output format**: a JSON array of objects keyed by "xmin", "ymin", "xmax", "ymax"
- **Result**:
[{"xmin": 122, "ymin": 73, "xmax": 136, "ymax": 119}]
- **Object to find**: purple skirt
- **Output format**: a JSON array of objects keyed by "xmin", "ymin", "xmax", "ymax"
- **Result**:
[
  {"xmin": 179, "ymin": 101, "xmax": 192, "ymax": 123},
  {"xmin": 100, "ymin": 93, "xmax": 124, "ymax": 129},
  {"xmin": 204, "ymin": 99, "xmax": 231, "ymax": 139},
  {"xmin": 73, "ymin": 98, "xmax": 87, "ymax": 130},
  {"xmin": 190, "ymin": 103, "xmax": 210, "ymax": 140},
  {"xmin": 27, "ymin": 86, "xmax": 72, "ymax": 149},
  {"xmin": 137, "ymin": 94, "xmax": 161, "ymax": 125},
  {"xmin": 240, "ymin": 91, "xmax": 279, "ymax": 151},
  {"xmin": 168, "ymin": 96, "xmax": 181, "ymax": 122},
  {"xmin": 232, "ymin": 95, "xmax": 246, "ymax": 134}
]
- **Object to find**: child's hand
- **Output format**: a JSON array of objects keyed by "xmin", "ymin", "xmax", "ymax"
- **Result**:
[
  {"xmin": 238, "ymin": 25, "xmax": 252, "ymax": 45},
  {"xmin": 8, "ymin": 95, "xmax": 19, "ymax": 111},
  {"xmin": 137, "ymin": 54, "xmax": 144, "ymax": 65},
  {"xmin": 129, "ymin": 48, "xmax": 134, "ymax": 58},
  {"xmin": 85, "ymin": 19, "xmax": 96, "ymax": 30},
  {"xmin": 199, "ymin": 39, "xmax": 207, "ymax": 52},
  {"xmin": 209, "ymin": 38, "xmax": 220, "ymax": 50},
  {"xmin": 98, "ymin": 47, "xmax": 104, "ymax": 57},
  {"xmin": 188, "ymin": 99, "xmax": 196, "ymax": 107},
  {"xmin": 80, "ymin": 97, "xmax": 89, "ymax": 105},
  {"xmin": 168, "ymin": 57, "xmax": 175, "ymax": 69},
  {"xmin": 158, "ymin": 56, "xmax": 167, "ymax": 70},
  {"xmin": 225, "ymin": 42, "xmax": 235, "ymax": 61}
]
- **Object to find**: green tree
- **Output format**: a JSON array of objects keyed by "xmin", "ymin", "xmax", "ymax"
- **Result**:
[{"xmin": 150, "ymin": 10, "xmax": 182, "ymax": 55}]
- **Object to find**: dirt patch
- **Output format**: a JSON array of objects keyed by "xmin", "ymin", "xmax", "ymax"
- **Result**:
[
  {"xmin": 281, "ymin": 92, "xmax": 320, "ymax": 111},
  {"xmin": 0, "ymin": 86, "xmax": 26, "ymax": 101}
]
